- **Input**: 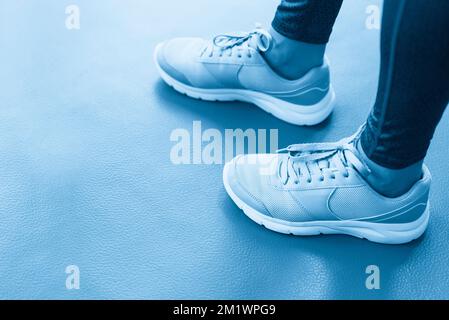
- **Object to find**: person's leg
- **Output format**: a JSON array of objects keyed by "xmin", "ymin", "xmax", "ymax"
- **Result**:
[
  {"xmin": 360, "ymin": 0, "xmax": 449, "ymax": 197},
  {"xmin": 265, "ymin": 0, "xmax": 344, "ymax": 79}
]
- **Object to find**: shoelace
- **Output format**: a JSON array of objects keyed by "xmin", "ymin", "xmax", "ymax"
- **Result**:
[
  {"xmin": 206, "ymin": 26, "xmax": 273, "ymax": 58},
  {"xmin": 277, "ymin": 127, "xmax": 371, "ymax": 185}
]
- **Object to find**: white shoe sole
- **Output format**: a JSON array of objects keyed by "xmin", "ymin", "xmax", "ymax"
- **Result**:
[
  {"xmin": 154, "ymin": 44, "xmax": 336, "ymax": 126},
  {"xmin": 223, "ymin": 162, "xmax": 429, "ymax": 245}
]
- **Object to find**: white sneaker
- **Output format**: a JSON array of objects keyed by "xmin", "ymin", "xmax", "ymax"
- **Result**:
[
  {"xmin": 223, "ymin": 130, "xmax": 431, "ymax": 244},
  {"xmin": 154, "ymin": 26, "xmax": 336, "ymax": 126}
]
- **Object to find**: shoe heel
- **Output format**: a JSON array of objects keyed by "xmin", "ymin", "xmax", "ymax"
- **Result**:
[
  {"xmin": 352, "ymin": 204, "xmax": 430, "ymax": 245},
  {"xmin": 248, "ymin": 86, "xmax": 336, "ymax": 126}
]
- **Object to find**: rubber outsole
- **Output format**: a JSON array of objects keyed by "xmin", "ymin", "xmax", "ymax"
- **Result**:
[
  {"xmin": 222, "ymin": 162, "xmax": 429, "ymax": 245},
  {"xmin": 154, "ymin": 44, "xmax": 336, "ymax": 126}
]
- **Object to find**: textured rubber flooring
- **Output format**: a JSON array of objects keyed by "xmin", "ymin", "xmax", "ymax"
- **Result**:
[{"xmin": 1, "ymin": 0, "xmax": 448, "ymax": 299}]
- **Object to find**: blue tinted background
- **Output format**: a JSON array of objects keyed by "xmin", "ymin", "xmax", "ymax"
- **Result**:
[{"xmin": 0, "ymin": 0, "xmax": 448, "ymax": 299}]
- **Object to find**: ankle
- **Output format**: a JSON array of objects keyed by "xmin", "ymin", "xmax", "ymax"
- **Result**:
[
  {"xmin": 357, "ymin": 141, "xmax": 423, "ymax": 198},
  {"xmin": 263, "ymin": 27, "xmax": 326, "ymax": 80}
]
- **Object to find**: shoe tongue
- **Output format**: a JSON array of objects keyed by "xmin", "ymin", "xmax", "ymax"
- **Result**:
[
  {"xmin": 327, "ymin": 156, "xmax": 342, "ymax": 171},
  {"xmin": 247, "ymin": 36, "xmax": 259, "ymax": 50},
  {"xmin": 318, "ymin": 159, "xmax": 330, "ymax": 170},
  {"xmin": 317, "ymin": 151, "xmax": 345, "ymax": 172}
]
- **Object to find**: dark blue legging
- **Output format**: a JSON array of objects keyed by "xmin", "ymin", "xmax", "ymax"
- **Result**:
[{"xmin": 272, "ymin": 0, "xmax": 449, "ymax": 169}]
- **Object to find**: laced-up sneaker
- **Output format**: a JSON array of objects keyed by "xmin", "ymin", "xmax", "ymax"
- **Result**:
[
  {"xmin": 222, "ymin": 130, "xmax": 431, "ymax": 244},
  {"xmin": 154, "ymin": 26, "xmax": 336, "ymax": 126}
]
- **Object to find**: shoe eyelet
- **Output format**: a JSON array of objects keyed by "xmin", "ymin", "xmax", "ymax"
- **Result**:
[{"xmin": 307, "ymin": 179, "xmax": 312, "ymax": 183}]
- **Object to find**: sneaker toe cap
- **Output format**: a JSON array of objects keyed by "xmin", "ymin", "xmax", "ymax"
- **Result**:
[
  {"xmin": 224, "ymin": 155, "xmax": 276, "ymax": 217},
  {"xmin": 155, "ymin": 38, "xmax": 205, "ymax": 86}
]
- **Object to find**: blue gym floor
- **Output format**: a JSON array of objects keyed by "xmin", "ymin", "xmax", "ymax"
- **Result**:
[{"xmin": 1, "ymin": 0, "xmax": 449, "ymax": 300}]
